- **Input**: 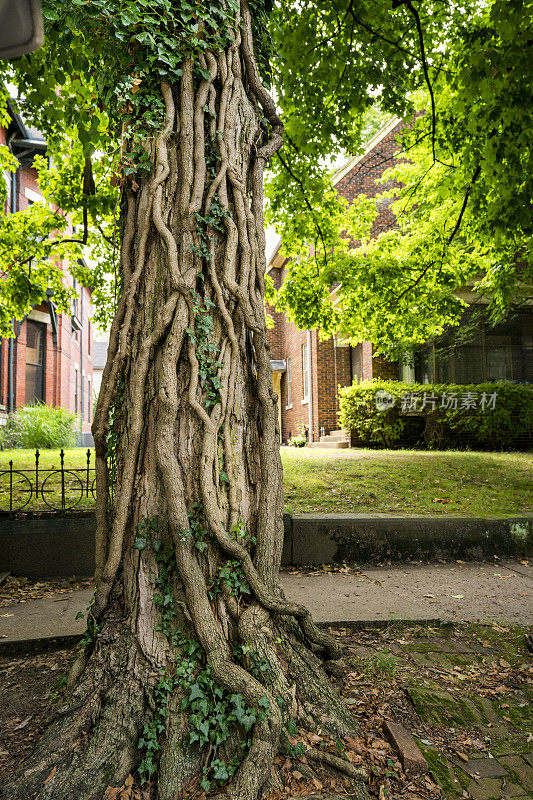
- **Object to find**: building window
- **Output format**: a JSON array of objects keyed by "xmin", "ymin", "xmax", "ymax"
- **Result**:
[
  {"xmin": 25, "ymin": 321, "xmax": 46, "ymax": 405},
  {"xmin": 72, "ymin": 279, "xmax": 79, "ymax": 319},
  {"xmin": 88, "ymin": 378, "xmax": 91, "ymax": 421},
  {"xmin": 285, "ymin": 357, "xmax": 292, "ymax": 408},
  {"xmin": 485, "ymin": 335, "xmax": 513, "ymax": 381},
  {"xmin": 351, "ymin": 344, "xmax": 362, "ymax": 382},
  {"xmin": 418, "ymin": 308, "xmax": 533, "ymax": 385},
  {"xmin": 81, "ymin": 374, "xmax": 84, "ymax": 422},
  {"xmin": 74, "ymin": 368, "xmax": 78, "ymax": 414},
  {"xmin": 302, "ymin": 342, "xmax": 309, "ymax": 403}
]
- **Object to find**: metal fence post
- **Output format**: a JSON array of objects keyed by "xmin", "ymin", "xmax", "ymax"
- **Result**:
[
  {"xmin": 60, "ymin": 448, "xmax": 65, "ymax": 511},
  {"xmin": 35, "ymin": 448, "xmax": 40, "ymax": 500},
  {"xmin": 86, "ymin": 448, "xmax": 91, "ymax": 496}
]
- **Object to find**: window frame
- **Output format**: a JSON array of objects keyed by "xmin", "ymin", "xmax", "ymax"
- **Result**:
[
  {"xmin": 25, "ymin": 320, "xmax": 46, "ymax": 405},
  {"xmin": 285, "ymin": 356, "xmax": 292, "ymax": 409},
  {"xmin": 301, "ymin": 342, "xmax": 309, "ymax": 404}
]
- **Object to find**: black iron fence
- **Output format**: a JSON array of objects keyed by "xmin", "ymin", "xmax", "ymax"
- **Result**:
[{"xmin": 0, "ymin": 449, "xmax": 95, "ymax": 514}]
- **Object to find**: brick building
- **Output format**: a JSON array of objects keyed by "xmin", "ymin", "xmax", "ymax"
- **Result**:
[
  {"xmin": 267, "ymin": 116, "xmax": 533, "ymax": 445},
  {"xmin": 266, "ymin": 118, "xmax": 403, "ymax": 445},
  {"xmin": 0, "ymin": 104, "xmax": 94, "ymax": 442}
]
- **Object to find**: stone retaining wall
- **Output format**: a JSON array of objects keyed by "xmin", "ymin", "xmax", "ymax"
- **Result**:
[
  {"xmin": 0, "ymin": 512, "xmax": 531, "ymax": 578},
  {"xmin": 287, "ymin": 514, "xmax": 533, "ymax": 565}
]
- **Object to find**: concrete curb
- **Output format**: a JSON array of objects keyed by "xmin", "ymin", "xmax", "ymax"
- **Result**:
[
  {"xmin": 0, "ymin": 633, "xmax": 83, "ymax": 656},
  {"xmin": 0, "ymin": 512, "xmax": 531, "ymax": 578},
  {"xmin": 0, "ymin": 620, "xmax": 448, "ymax": 654},
  {"xmin": 315, "ymin": 618, "xmax": 445, "ymax": 630}
]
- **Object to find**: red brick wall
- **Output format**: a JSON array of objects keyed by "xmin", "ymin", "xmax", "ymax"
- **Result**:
[
  {"xmin": 0, "ymin": 132, "xmax": 94, "ymax": 432},
  {"xmin": 266, "ymin": 268, "xmax": 355, "ymax": 443},
  {"xmin": 14, "ymin": 320, "xmax": 26, "ymax": 407},
  {"xmin": 0, "ymin": 338, "xmax": 6, "ymax": 409},
  {"xmin": 269, "ymin": 269, "xmax": 311, "ymax": 443},
  {"xmin": 265, "ymin": 266, "xmax": 285, "ymax": 361},
  {"xmin": 372, "ymin": 354, "xmax": 400, "ymax": 381},
  {"xmin": 334, "ymin": 119, "xmax": 404, "ymax": 239},
  {"xmin": 55, "ymin": 280, "xmax": 94, "ymax": 433},
  {"xmin": 17, "ymin": 165, "xmax": 40, "ymax": 209},
  {"xmin": 265, "ymin": 121, "xmax": 406, "ymax": 442}
]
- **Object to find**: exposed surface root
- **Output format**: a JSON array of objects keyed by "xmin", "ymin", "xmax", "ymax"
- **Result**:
[{"xmin": 1, "ymin": 614, "xmax": 153, "ymax": 800}]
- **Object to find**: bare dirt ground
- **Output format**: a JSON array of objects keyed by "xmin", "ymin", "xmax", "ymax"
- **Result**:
[{"xmin": 0, "ymin": 644, "xmax": 75, "ymax": 779}]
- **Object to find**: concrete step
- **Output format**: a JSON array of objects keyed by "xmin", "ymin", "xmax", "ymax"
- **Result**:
[
  {"xmin": 308, "ymin": 440, "xmax": 350, "ymax": 449},
  {"xmin": 328, "ymin": 429, "xmax": 346, "ymax": 437},
  {"xmin": 320, "ymin": 434, "xmax": 346, "ymax": 442}
]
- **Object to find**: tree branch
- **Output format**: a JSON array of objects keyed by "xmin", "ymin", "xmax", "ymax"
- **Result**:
[
  {"xmin": 399, "ymin": 0, "xmax": 437, "ymax": 163},
  {"xmin": 276, "ymin": 151, "xmax": 329, "ymax": 268},
  {"xmin": 446, "ymin": 165, "xmax": 481, "ymax": 245}
]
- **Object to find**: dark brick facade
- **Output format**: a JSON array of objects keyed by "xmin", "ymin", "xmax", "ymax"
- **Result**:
[{"xmin": 266, "ymin": 119, "xmax": 402, "ymax": 443}]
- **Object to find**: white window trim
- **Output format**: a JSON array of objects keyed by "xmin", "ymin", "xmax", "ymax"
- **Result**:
[
  {"xmin": 301, "ymin": 342, "xmax": 310, "ymax": 403},
  {"xmin": 285, "ymin": 356, "xmax": 293, "ymax": 409},
  {"xmin": 24, "ymin": 187, "xmax": 45, "ymax": 204}
]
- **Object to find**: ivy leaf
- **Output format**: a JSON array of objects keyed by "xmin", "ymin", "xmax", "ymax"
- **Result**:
[
  {"xmin": 188, "ymin": 683, "xmax": 204, "ymax": 703},
  {"xmin": 133, "ymin": 536, "xmax": 147, "ymax": 551}
]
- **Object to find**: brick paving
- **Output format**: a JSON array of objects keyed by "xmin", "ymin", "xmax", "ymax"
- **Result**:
[{"xmin": 376, "ymin": 625, "xmax": 533, "ymax": 799}]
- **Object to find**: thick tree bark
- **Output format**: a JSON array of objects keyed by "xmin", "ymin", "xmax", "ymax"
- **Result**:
[{"xmin": 3, "ymin": 6, "xmax": 368, "ymax": 800}]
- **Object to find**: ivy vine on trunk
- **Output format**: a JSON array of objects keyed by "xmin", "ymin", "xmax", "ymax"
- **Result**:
[{"xmin": 3, "ymin": 3, "xmax": 369, "ymax": 799}]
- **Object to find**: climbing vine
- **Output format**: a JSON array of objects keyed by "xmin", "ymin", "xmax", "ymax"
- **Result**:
[{"xmin": 133, "ymin": 524, "xmax": 270, "ymax": 791}]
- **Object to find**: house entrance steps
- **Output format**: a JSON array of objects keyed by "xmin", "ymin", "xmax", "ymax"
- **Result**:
[{"xmin": 309, "ymin": 429, "xmax": 350, "ymax": 448}]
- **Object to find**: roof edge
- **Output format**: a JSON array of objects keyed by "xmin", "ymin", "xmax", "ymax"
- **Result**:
[{"xmin": 331, "ymin": 116, "xmax": 402, "ymax": 186}]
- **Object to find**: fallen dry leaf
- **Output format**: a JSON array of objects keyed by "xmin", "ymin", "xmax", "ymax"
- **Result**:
[
  {"xmin": 13, "ymin": 716, "xmax": 32, "ymax": 730},
  {"xmin": 43, "ymin": 766, "xmax": 56, "ymax": 784}
]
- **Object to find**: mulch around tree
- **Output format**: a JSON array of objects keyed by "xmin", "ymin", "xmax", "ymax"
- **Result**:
[{"xmin": 0, "ymin": 619, "xmax": 531, "ymax": 799}]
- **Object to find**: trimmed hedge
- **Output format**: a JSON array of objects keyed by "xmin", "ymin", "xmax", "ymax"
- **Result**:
[{"xmin": 338, "ymin": 379, "xmax": 533, "ymax": 451}]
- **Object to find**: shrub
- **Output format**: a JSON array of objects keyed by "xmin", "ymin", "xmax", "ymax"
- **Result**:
[
  {"xmin": 0, "ymin": 404, "xmax": 77, "ymax": 449},
  {"xmin": 338, "ymin": 380, "xmax": 533, "ymax": 451},
  {"xmin": 338, "ymin": 379, "xmax": 407, "ymax": 448},
  {"xmin": 288, "ymin": 425, "xmax": 307, "ymax": 447}
]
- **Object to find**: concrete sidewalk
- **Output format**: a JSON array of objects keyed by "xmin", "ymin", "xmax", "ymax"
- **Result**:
[{"xmin": 1, "ymin": 560, "xmax": 531, "ymax": 645}]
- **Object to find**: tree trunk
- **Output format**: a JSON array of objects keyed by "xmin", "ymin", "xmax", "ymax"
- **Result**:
[{"xmin": 3, "ymin": 6, "xmax": 368, "ymax": 800}]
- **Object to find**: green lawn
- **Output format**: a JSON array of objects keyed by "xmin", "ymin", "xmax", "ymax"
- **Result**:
[
  {"xmin": 281, "ymin": 447, "xmax": 532, "ymax": 516},
  {"xmin": 0, "ymin": 448, "xmax": 91, "ymax": 471},
  {"xmin": 0, "ymin": 447, "xmax": 531, "ymax": 517}
]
